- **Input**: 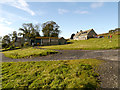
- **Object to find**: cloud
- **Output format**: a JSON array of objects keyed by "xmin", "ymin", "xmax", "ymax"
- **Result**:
[
  {"xmin": 0, "ymin": 23, "xmax": 14, "ymax": 37},
  {"xmin": 90, "ymin": 2, "xmax": 104, "ymax": 8},
  {"xmin": 58, "ymin": 9, "xmax": 69, "ymax": 14},
  {"xmin": 1, "ymin": 0, "xmax": 35, "ymax": 16},
  {"xmin": 61, "ymin": 0, "xmax": 75, "ymax": 1},
  {"xmin": 74, "ymin": 10, "xmax": 89, "ymax": 14},
  {"xmin": 0, "ymin": 9, "xmax": 38, "ymax": 24},
  {"xmin": 0, "ymin": 18, "xmax": 12, "ymax": 25},
  {"xmin": 0, "ymin": 10, "xmax": 38, "ymax": 37},
  {"xmin": 0, "ymin": 10, "xmax": 25, "ymax": 23},
  {"xmin": 35, "ymin": 10, "xmax": 46, "ymax": 16}
]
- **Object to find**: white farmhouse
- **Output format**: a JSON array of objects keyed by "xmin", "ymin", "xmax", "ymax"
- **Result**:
[{"xmin": 73, "ymin": 29, "xmax": 97, "ymax": 40}]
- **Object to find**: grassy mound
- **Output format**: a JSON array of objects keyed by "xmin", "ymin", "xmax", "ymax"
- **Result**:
[
  {"xmin": 3, "ymin": 47, "xmax": 58, "ymax": 59},
  {"xmin": 41, "ymin": 35, "xmax": 119, "ymax": 50},
  {"xmin": 2, "ymin": 59, "xmax": 103, "ymax": 89}
]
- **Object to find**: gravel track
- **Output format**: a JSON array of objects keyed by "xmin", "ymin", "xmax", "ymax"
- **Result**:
[{"xmin": 2, "ymin": 49, "xmax": 119, "ymax": 62}]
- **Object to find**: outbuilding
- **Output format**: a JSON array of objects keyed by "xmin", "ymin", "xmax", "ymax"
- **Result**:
[
  {"xmin": 34, "ymin": 37, "xmax": 67, "ymax": 46},
  {"xmin": 14, "ymin": 36, "xmax": 67, "ymax": 47}
]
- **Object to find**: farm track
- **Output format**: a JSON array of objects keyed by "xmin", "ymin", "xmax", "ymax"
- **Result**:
[{"xmin": 1, "ymin": 49, "xmax": 120, "ymax": 88}]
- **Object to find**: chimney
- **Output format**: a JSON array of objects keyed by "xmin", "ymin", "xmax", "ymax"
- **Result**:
[{"xmin": 80, "ymin": 30, "xmax": 82, "ymax": 32}]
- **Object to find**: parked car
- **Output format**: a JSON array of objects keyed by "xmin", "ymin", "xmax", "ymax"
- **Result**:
[{"xmin": 98, "ymin": 36, "xmax": 104, "ymax": 38}]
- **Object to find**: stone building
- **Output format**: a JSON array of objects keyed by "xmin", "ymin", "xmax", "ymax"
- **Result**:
[
  {"xmin": 73, "ymin": 29, "xmax": 97, "ymax": 40},
  {"xmin": 34, "ymin": 37, "xmax": 67, "ymax": 46},
  {"xmin": 15, "ymin": 37, "xmax": 67, "ymax": 47}
]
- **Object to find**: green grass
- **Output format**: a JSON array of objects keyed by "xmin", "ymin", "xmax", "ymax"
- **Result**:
[
  {"xmin": 41, "ymin": 35, "xmax": 119, "ymax": 50},
  {"xmin": 1, "ymin": 47, "xmax": 21, "ymax": 52},
  {"xmin": 2, "ymin": 59, "xmax": 103, "ymax": 89},
  {"xmin": 3, "ymin": 47, "xmax": 58, "ymax": 59}
]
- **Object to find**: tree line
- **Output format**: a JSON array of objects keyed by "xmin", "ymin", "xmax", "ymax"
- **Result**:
[
  {"xmin": 109, "ymin": 28, "xmax": 120, "ymax": 34},
  {"xmin": 2, "ymin": 21, "xmax": 61, "ymax": 49}
]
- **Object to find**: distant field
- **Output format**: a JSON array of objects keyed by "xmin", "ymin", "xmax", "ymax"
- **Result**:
[
  {"xmin": 41, "ymin": 35, "xmax": 119, "ymax": 50},
  {"xmin": 3, "ymin": 47, "xmax": 58, "ymax": 59},
  {"xmin": 2, "ymin": 59, "xmax": 103, "ymax": 89}
]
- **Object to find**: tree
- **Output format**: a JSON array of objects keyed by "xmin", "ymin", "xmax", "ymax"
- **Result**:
[
  {"xmin": 18, "ymin": 23, "xmax": 40, "ymax": 39},
  {"xmin": 2, "ymin": 35, "xmax": 11, "ymax": 48},
  {"xmin": 2, "ymin": 35, "xmax": 11, "ymax": 44},
  {"xmin": 42, "ymin": 21, "xmax": 61, "ymax": 37},
  {"xmin": 109, "ymin": 30, "xmax": 115, "ymax": 34},
  {"xmin": 9, "ymin": 31, "xmax": 18, "ymax": 42},
  {"xmin": 0, "ymin": 36, "xmax": 2, "ymax": 42},
  {"xmin": 0, "ymin": 37, "xmax": 1, "ymax": 49},
  {"xmin": 115, "ymin": 28, "xmax": 120, "ymax": 32},
  {"xmin": 109, "ymin": 28, "xmax": 120, "ymax": 33},
  {"xmin": 70, "ymin": 33, "xmax": 75, "ymax": 39}
]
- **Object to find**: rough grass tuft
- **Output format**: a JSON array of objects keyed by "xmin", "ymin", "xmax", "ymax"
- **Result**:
[
  {"xmin": 2, "ymin": 59, "xmax": 104, "ymax": 89},
  {"xmin": 3, "ymin": 47, "xmax": 58, "ymax": 59}
]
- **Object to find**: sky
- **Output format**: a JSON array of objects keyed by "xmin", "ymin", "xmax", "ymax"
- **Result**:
[{"xmin": 0, "ymin": 0, "xmax": 118, "ymax": 39}]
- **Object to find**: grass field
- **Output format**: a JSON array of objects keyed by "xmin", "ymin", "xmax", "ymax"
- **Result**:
[
  {"xmin": 3, "ymin": 47, "xmax": 58, "ymax": 59},
  {"xmin": 41, "ymin": 35, "xmax": 119, "ymax": 50},
  {"xmin": 2, "ymin": 59, "xmax": 103, "ymax": 89},
  {"xmin": 1, "ymin": 47, "xmax": 21, "ymax": 52}
]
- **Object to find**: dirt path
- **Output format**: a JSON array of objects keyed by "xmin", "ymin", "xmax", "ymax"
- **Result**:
[{"xmin": 1, "ymin": 49, "xmax": 119, "ymax": 88}]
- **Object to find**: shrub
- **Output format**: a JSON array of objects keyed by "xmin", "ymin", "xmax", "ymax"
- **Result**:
[
  {"xmin": 9, "ymin": 45, "xmax": 15, "ymax": 50},
  {"xmin": 2, "ymin": 43, "xmax": 8, "ymax": 48},
  {"xmin": 24, "ymin": 42, "xmax": 29, "ymax": 47}
]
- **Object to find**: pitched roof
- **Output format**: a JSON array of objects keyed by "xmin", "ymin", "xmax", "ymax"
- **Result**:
[
  {"xmin": 75, "ymin": 29, "xmax": 94, "ymax": 37},
  {"xmin": 35, "ymin": 37, "xmax": 66, "ymax": 40},
  {"xmin": 35, "ymin": 37, "xmax": 59, "ymax": 39}
]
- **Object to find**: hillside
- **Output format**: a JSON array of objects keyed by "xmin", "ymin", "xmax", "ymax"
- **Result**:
[
  {"xmin": 41, "ymin": 34, "xmax": 119, "ymax": 50},
  {"xmin": 98, "ymin": 28, "xmax": 120, "ymax": 36}
]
